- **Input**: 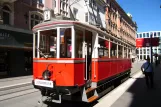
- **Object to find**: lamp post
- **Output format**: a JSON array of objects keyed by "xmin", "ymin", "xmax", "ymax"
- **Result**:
[{"xmin": 150, "ymin": 33, "xmax": 153, "ymax": 63}]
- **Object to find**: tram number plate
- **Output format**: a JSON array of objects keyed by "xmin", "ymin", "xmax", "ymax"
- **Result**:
[{"xmin": 34, "ymin": 79, "xmax": 53, "ymax": 88}]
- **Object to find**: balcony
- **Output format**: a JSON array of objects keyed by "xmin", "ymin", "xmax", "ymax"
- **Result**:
[{"xmin": 0, "ymin": 0, "xmax": 17, "ymax": 3}]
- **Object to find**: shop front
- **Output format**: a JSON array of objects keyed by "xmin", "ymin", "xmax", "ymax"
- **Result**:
[{"xmin": 0, "ymin": 28, "xmax": 32, "ymax": 78}]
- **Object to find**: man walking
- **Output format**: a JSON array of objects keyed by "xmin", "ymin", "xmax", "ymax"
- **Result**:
[{"xmin": 141, "ymin": 57, "xmax": 154, "ymax": 88}]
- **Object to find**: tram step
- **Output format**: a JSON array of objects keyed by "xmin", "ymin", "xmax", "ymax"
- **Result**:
[
  {"xmin": 86, "ymin": 88, "xmax": 95, "ymax": 93},
  {"xmin": 88, "ymin": 95, "xmax": 98, "ymax": 103}
]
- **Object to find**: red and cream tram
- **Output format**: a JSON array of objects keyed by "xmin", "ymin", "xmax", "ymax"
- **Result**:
[{"xmin": 32, "ymin": 19, "xmax": 132, "ymax": 104}]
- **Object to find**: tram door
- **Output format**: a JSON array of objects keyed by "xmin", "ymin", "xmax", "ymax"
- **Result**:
[{"xmin": 84, "ymin": 31, "xmax": 92, "ymax": 82}]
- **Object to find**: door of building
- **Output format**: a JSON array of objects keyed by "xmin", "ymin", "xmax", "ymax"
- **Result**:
[{"xmin": 0, "ymin": 51, "xmax": 9, "ymax": 77}]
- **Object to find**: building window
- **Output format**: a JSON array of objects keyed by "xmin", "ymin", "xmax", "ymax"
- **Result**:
[
  {"xmin": 39, "ymin": 0, "xmax": 43, "ymax": 4},
  {"xmin": 2, "ymin": 6, "xmax": 11, "ymax": 25},
  {"xmin": 154, "ymin": 32, "xmax": 156, "ymax": 37},
  {"xmin": 140, "ymin": 50, "xmax": 142, "ymax": 54},
  {"xmin": 92, "ymin": 0, "xmax": 97, "ymax": 9},
  {"xmin": 158, "ymin": 32, "xmax": 160, "ymax": 37},
  {"xmin": 147, "ymin": 33, "xmax": 149, "ymax": 38},
  {"xmin": 159, "ymin": 49, "xmax": 161, "ymax": 53},
  {"xmin": 89, "ymin": 12, "xmax": 95, "ymax": 25},
  {"xmin": 143, "ymin": 55, "xmax": 146, "ymax": 60},
  {"xmin": 159, "ymin": 43, "xmax": 161, "ymax": 47},
  {"xmin": 60, "ymin": 0, "xmax": 68, "ymax": 16},
  {"xmin": 153, "ymin": 48, "xmax": 156, "ymax": 53},
  {"xmin": 73, "ymin": 8, "xmax": 78, "ymax": 19},
  {"xmin": 147, "ymin": 49, "xmax": 149, "ymax": 54},
  {"xmin": 137, "ymin": 34, "xmax": 139, "ymax": 38},
  {"xmin": 143, "ymin": 33, "xmax": 145, "ymax": 37},
  {"xmin": 150, "ymin": 33, "xmax": 153, "ymax": 37},
  {"xmin": 140, "ymin": 34, "xmax": 142, "ymax": 38},
  {"xmin": 54, "ymin": 0, "xmax": 56, "ymax": 8},
  {"xmin": 85, "ymin": 12, "xmax": 88, "ymax": 22},
  {"xmin": 155, "ymin": 49, "xmax": 157, "ymax": 53},
  {"xmin": 30, "ymin": 13, "xmax": 43, "ymax": 29},
  {"xmin": 143, "ymin": 49, "xmax": 146, "ymax": 54}
]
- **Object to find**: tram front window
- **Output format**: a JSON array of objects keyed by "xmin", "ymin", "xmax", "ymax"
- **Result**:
[
  {"xmin": 60, "ymin": 28, "xmax": 71, "ymax": 58},
  {"xmin": 35, "ymin": 28, "xmax": 72, "ymax": 58},
  {"xmin": 39, "ymin": 29, "xmax": 57, "ymax": 58}
]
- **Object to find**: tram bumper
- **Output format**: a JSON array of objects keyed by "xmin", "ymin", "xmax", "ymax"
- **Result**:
[
  {"xmin": 32, "ymin": 79, "xmax": 83, "ymax": 102},
  {"xmin": 32, "ymin": 79, "xmax": 80, "ymax": 95}
]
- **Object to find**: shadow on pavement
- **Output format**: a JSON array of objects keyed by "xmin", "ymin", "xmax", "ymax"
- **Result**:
[
  {"xmin": 44, "ymin": 100, "xmax": 98, "ymax": 107},
  {"xmin": 127, "ymin": 65, "xmax": 161, "ymax": 107}
]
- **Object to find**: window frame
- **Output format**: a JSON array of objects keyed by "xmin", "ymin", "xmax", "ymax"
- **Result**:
[
  {"xmin": 29, "ymin": 12, "xmax": 43, "ymax": 30},
  {"xmin": 73, "ymin": 7, "xmax": 78, "ymax": 20},
  {"xmin": 2, "ymin": 5, "xmax": 11, "ymax": 25},
  {"xmin": 85, "ymin": 12, "xmax": 88, "ymax": 22}
]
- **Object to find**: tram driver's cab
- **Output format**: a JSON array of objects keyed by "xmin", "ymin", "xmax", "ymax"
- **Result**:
[{"xmin": 33, "ymin": 22, "xmax": 97, "ymax": 88}]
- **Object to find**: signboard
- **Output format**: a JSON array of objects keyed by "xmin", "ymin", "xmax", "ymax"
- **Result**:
[
  {"xmin": 136, "ymin": 37, "xmax": 159, "ymax": 48},
  {"xmin": 0, "ymin": 29, "xmax": 32, "ymax": 48},
  {"xmin": 44, "ymin": 10, "xmax": 51, "ymax": 21}
]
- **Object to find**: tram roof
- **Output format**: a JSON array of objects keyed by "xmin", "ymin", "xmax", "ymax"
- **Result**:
[
  {"xmin": 32, "ymin": 20, "xmax": 133, "ymax": 47},
  {"xmin": 32, "ymin": 20, "xmax": 75, "ymax": 32}
]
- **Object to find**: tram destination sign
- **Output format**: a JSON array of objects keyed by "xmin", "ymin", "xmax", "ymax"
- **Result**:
[
  {"xmin": 44, "ymin": 10, "xmax": 51, "ymax": 21},
  {"xmin": 136, "ymin": 37, "xmax": 159, "ymax": 48}
]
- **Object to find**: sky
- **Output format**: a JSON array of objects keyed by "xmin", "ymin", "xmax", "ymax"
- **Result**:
[{"xmin": 117, "ymin": 0, "xmax": 161, "ymax": 33}]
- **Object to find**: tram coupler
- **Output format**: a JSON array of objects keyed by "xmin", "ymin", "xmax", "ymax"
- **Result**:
[{"xmin": 37, "ymin": 96, "xmax": 47, "ymax": 107}]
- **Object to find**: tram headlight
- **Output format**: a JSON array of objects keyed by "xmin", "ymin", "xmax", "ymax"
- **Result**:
[{"xmin": 42, "ymin": 70, "xmax": 51, "ymax": 80}]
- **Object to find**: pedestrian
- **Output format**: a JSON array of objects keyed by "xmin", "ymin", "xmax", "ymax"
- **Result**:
[{"xmin": 141, "ymin": 57, "xmax": 154, "ymax": 88}]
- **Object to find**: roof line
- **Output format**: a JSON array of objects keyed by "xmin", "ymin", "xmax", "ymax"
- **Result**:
[{"xmin": 137, "ymin": 31, "xmax": 161, "ymax": 34}]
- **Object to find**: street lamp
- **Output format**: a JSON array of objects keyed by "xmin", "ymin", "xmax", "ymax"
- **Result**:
[{"xmin": 150, "ymin": 33, "xmax": 153, "ymax": 63}]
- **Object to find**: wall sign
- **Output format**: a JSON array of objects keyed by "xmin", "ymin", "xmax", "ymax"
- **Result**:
[
  {"xmin": 136, "ymin": 37, "xmax": 159, "ymax": 48},
  {"xmin": 0, "ymin": 29, "xmax": 32, "ymax": 47},
  {"xmin": 0, "ymin": 32, "xmax": 10, "ymax": 40}
]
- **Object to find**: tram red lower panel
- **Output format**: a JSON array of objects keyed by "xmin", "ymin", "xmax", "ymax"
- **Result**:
[
  {"xmin": 33, "ymin": 58, "xmax": 85, "ymax": 87},
  {"xmin": 92, "ymin": 58, "xmax": 131, "ymax": 82}
]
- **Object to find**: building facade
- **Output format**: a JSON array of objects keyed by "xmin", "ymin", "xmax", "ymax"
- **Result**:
[
  {"xmin": 137, "ymin": 31, "xmax": 161, "ymax": 61},
  {"xmin": 0, "ymin": 0, "xmax": 44, "ymax": 78},
  {"xmin": 44, "ymin": 0, "xmax": 137, "ymax": 60},
  {"xmin": 105, "ymin": 0, "xmax": 137, "ymax": 60},
  {"xmin": 45, "ymin": 0, "xmax": 106, "ymax": 28},
  {"xmin": 105, "ymin": 0, "xmax": 136, "ymax": 46}
]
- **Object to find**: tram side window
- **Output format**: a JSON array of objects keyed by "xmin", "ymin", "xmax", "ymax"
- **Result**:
[
  {"xmin": 98, "ymin": 38, "xmax": 109, "ymax": 58},
  {"xmin": 128, "ymin": 49, "xmax": 130, "ymax": 58},
  {"xmin": 50, "ymin": 36, "xmax": 57, "ymax": 58},
  {"xmin": 118, "ymin": 45, "xmax": 123, "ymax": 58},
  {"xmin": 75, "ymin": 29, "xmax": 83, "ymax": 58},
  {"xmin": 60, "ymin": 28, "xmax": 72, "ymax": 58},
  {"xmin": 39, "ymin": 29, "xmax": 57, "ymax": 58},
  {"xmin": 111, "ymin": 42, "xmax": 117, "ymax": 58},
  {"xmin": 124, "ymin": 48, "xmax": 127, "ymax": 58}
]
